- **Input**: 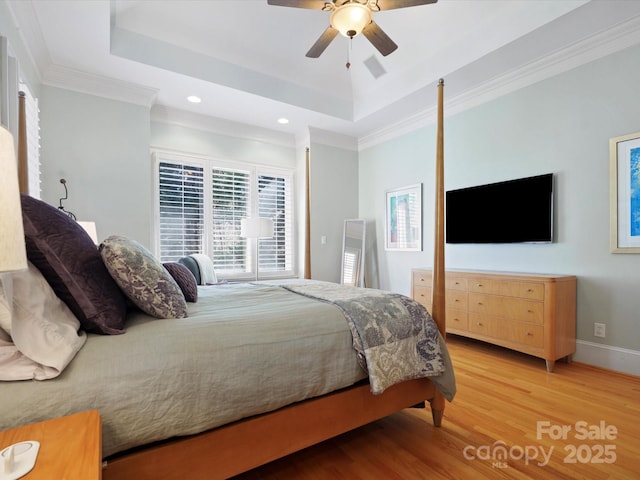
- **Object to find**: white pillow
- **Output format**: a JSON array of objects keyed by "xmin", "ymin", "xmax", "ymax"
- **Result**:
[{"xmin": 0, "ymin": 263, "xmax": 86, "ymax": 381}]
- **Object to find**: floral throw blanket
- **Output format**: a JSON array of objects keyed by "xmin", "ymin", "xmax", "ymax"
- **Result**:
[{"xmin": 281, "ymin": 282, "xmax": 446, "ymax": 395}]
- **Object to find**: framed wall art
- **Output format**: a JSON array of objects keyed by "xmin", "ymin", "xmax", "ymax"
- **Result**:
[
  {"xmin": 385, "ymin": 183, "xmax": 422, "ymax": 251},
  {"xmin": 610, "ymin": 131, "xmax": 640, "ymax": 253}
]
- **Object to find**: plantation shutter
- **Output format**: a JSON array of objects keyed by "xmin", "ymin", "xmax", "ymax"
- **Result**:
[
  {"xmin": 19, "ymin": 84, "xmax": 41, "ymax": 198},
  {"xmin": 258, "ymin": 172, "xmax": 293, "ymax": 275},
  {"xmin": 211, "ymin": 167, "xmax": 250, "ymax": 273},
  {"xmin": 158, "ymin": 161, "xmax": 205, "ymax": 262}
]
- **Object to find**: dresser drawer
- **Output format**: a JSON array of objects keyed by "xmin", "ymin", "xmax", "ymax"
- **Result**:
[
  {"xmin": 468, "ymin": 278, "xmax": 544, "ymax": 300},
  {"xmin": 446, "ymin": 276, "xmax": 467, "ymax": 291},
  {"xmin": 446, "ymin": 290, "xmax": 467, "ymax": 311},
  {"xmin": 446, "ymin": 308, "xmax": 468, "ymax": 331},
  {"xmin": 468, "ymin": 313, "xmax": 497, "ymax": 336},
  {"xmin": 468, "ymin": 293, "xmax": 544, "ymax": 324},
  {"xmin": 413, "ymin": 286, "xmax": 432, "ymax": 309},
  {"xmin": 412, "ymin": 271, "xmax": 432, "ymax": 288},
  {"xmin": 496, "ymin": 319, "xmax": 544, "ymax": 348}
]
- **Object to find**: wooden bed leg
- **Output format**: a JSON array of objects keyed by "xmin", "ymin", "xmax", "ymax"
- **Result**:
[{"xmin": 428, "ymin": 390, "xmax": 445, "ymax": 427}]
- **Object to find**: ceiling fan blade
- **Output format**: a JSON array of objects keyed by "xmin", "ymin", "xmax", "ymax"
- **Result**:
[
  {"xmin": 267, "ymin": 0, "xmax": 329, "ymax": 9},
  {"xmin": 306, "ymin": 26, "xmax": 339, "ymax": 58},
  {"xmin": 374, "ymin": 0, "xmax": 437, "ymax": 10},
  {"xmin": 362, "ymin": 21, "xmax": 398, "ymax": 56}
]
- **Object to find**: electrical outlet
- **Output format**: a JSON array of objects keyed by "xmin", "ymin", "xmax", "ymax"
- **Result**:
[{"xmin": 594, "ymin": 323, "xmax": 606, "ymax": 338}]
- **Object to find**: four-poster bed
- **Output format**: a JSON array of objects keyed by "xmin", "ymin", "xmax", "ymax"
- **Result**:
[{"xmin": 6, "ymin": 82, "xmax": 451, "ymax": 480}]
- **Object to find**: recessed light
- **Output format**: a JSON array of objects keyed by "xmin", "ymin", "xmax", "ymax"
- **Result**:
[
  {"xmin": 277, "ymin": 118, "xmax": 289, "ymax": 124},
  {"xmin": 187, "ymin": 96, "xmax": 202, "ymax": 104}
]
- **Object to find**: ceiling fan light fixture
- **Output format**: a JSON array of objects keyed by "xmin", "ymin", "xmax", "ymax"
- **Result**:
[{"xmin": 330, "ymin": 3, "xmax": 372, "ymax": 38}]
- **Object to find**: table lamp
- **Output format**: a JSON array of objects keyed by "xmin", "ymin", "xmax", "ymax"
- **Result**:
[
  {"xmin": 240, "ymin": 217, "xmax": 273, "ymax": 281},
  {"xmin": 0, "ymin": 125, "xmax": 28, "ymax": 307}
]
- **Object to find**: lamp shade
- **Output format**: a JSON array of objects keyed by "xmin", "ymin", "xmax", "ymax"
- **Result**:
[
  {"xmin": 0, "ymin": 126, "xmax": 28, "ymax": 273},
  {"xmin": 240, "ymin": 217, "xmax": 274, "ymax": 239},
  {"xmin": 78, "ymin": 221, "xmax": 98, "ymax": 244},
  {"xmin": 330, "ymin": 3, "xmax": 372, "ymax": 38}
]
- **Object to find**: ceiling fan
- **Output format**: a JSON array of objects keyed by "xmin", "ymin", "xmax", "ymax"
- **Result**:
[{"xmin": 267, "ymin": 0, "xmax": 438, "ymax": 58}]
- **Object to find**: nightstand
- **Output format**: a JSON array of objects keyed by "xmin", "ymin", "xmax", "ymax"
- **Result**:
[{"xmin": 0, "ymin": 410, "xmax": 101, "ymax": 479}]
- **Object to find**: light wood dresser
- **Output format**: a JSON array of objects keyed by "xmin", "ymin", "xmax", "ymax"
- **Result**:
[{"xmin": 412, "ymin": 269, "xmax": 576, "ymax": 371}]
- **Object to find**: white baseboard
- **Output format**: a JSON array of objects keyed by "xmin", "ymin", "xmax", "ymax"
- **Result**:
[{"xmin": 573, "ymin": 341, "xmax": 640, "ymax": 377}]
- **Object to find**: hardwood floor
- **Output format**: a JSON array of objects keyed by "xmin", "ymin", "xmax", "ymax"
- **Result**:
[{"xmin": 233, "ymin": 335, "xmax": 640, "ymax": 479}]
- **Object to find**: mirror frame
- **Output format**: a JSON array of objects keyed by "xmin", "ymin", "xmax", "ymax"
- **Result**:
[{"xmin": 340, "ymin": 219, "xmax": 366, "ymax": 288}]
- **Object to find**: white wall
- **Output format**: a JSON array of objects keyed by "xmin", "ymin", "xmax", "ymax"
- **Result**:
[
  {"xmin": 360, "ymin": 43, "xmax": 640, "ymax": 363},
  {"xmin": 40, "ymin": 86, "xmax": 151, "ymax": 246}
]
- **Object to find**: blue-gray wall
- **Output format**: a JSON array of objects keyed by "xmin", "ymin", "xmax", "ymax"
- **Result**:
[
  {"xmin": 359, "ymin": 43, "xmax": 640, "ymax": 363},
  {"xmin": 40, "ymin": 86, "xmax": 151, "ymax": 246}
]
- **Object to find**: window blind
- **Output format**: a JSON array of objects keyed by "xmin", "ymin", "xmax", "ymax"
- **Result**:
[
  {"xmin": 158, "ymin": 162, "xmax": 205, "ymax": 262},
  {"xmin": 19, "ymin": 83, "xmax": 41, "ymax": 198},
  {"xmin": 211, "ymin": 167, "xmax": 250, "ymax": 273},
  {"xmin": 258, "ymin": 173, "xmax": 293, "ymax": 273}
]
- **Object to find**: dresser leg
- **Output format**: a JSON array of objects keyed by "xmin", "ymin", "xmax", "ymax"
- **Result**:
[
  {"xmin": 545, "ymin": 360, "xmax": 555, "ymax": 372},
  {"xmin": 565, "ymin": 354, "xmax": 573, "ymax": 364}
]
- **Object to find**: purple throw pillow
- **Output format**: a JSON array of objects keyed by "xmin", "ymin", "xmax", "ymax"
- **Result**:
[
  {"xmin": 20, "ymin": 194, "xmax": 127, "ymax": 334},
  {"xmin": 163, "ymin": 262, "xmax": 198, "ymax": 303}
]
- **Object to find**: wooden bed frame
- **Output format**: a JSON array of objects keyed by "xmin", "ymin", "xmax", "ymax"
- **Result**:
[{"xmin": 17, "ymin": 81, "xmax": 448, "ymax": 480}]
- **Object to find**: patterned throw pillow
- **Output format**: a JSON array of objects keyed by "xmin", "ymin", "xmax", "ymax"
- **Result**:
[
  {"xmin": 163, "ymin": 262, "xmax": 198, "ymax": 303},
  {"xmin": 100, "ymin": 236, "xmax": 188, "ymax": 319}
]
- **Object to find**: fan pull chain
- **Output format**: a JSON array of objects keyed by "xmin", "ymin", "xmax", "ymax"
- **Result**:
[{"xmin": 346, "ymin": 37, "xmax": 352, "ymax": 70}]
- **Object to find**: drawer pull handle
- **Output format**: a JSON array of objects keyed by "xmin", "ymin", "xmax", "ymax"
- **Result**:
[
  {"xmin": 454, "ymin": 299, "xmax": 459, "ymax": 303},
  {"xmin": 477, "ymin": 302, "xmax": 483, "ymax": 306},
  {"xmin": 527, "ymin": 309, "xmax": 534, "ymax": 313},
  {"xmin": 525, "ymin": 332, "xmax": 532, "ymax": 336},
  {"xmin": 477, "ymin": 283, "xmax": 483, "ymax": 287},
  {"xmin": 527, "ymin": 289, "xmax": 533, "ymax": 292},
  {"xmin": 476, "ymin": 322, "xmax": 483, "ymax": 326}
]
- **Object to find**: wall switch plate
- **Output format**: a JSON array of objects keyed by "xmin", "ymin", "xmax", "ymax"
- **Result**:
[{"xmin": 594, "ymin": 323, "xmax": 606, "ymax": 338}]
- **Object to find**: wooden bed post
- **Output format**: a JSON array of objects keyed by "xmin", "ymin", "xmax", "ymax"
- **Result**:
[
  {"xmin": 429, "ymin": 78, "xmax": 446, "ymax": 427},
  {"xmin": 18, "ymin": 91, "xmax": 29, "ymax": 195},
  {"xmin": 304, "ymin": 147, "xmax": 311, "ymax": 279}
]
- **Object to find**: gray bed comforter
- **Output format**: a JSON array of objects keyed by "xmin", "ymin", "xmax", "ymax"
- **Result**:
[{"xmin": 0, "ymin": 280, "xmax": 455, "ymax": 458}]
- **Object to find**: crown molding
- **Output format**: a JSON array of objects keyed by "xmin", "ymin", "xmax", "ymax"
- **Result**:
[
  {"xmin": 4, "ymin": 0, "xmax": 47, "ymax": 83},
  {"xmin": 358, "ymin": 13, "xmax": 640, "ymax": 151},
  {"xmin": 308, "ymin": 127, "xmax": 358, "ymax": 152},
  {"xmin": 42, "ymin": 64, "xmax": 158, "ymax": 108},
  {"xmin": 150, "ymin": 106, "xmax": 296, "ymax": 149}
]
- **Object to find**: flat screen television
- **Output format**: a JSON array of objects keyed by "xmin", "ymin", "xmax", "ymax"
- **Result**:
[{"xmin": 446, "ymin": 173, "xmax": 554, "ymax": 244}]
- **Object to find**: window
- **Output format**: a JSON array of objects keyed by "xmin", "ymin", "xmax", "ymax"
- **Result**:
[
  {"xmin": 19, "ymin": 84, "xmax": 41, "ymax": 198},
  {"xmin": 154, "ymin": 152, "xmax": 294, "ymax": 280}
]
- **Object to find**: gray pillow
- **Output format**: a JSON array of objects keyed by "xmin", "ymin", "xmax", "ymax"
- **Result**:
[
  {"xmin": 20, "ymin": 194, "xmax": 127, "ymax": 334},
  {"xmin": 100, "ymin": 236, "xmax": 188, "ymax": 319}
]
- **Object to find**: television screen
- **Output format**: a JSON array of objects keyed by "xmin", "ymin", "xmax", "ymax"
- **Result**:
[{"xmin": 446, "ymin": 173, "xmax": 553, "ymax": 244}]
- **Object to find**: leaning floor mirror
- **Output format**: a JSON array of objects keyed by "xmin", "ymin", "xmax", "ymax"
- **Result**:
[{"xmin": 341, "ymin": 219, "xmax": 366, "ymax": 288}]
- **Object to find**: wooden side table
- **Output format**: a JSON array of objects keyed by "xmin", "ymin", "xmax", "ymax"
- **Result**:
[{"xmin": 0, "ymin": 410, "xmax": 101, "ymax": 479}]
